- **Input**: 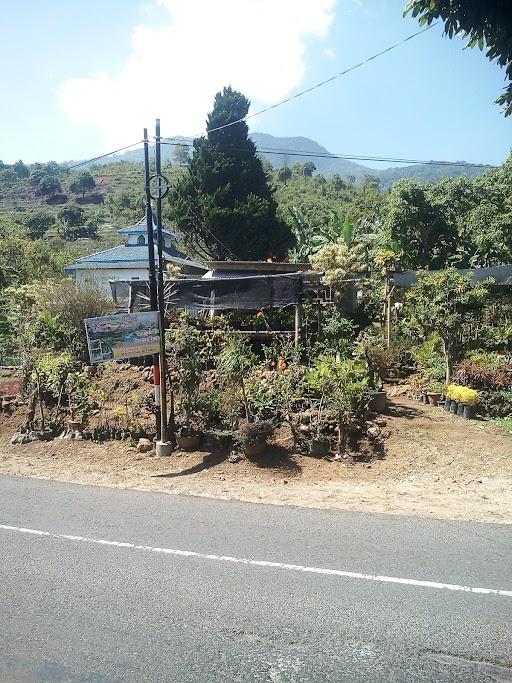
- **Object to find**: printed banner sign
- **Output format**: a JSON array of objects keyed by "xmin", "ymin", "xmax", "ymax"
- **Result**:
[{"xmin": 84, "ymin": 312, "xmax": 160, "ymax": 363}]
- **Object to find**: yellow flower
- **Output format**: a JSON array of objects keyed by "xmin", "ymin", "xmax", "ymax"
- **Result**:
[{"xmin": 447, "ymin": 385, "xmax": 478, "ymax": 405}]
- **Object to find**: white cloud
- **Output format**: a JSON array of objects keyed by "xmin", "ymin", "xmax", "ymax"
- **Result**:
[
  {"xmin": 58, "ymin": 0, "xmax": 336, "ymax": 148},
  {"xmin": 323, "ymin": 47, "xmax": 336, "ymax": 60}
]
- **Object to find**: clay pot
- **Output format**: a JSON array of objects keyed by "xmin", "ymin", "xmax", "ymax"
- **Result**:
[{"xmin": 427, "ymin": 392, "xmax": 442, "ymax": 406}]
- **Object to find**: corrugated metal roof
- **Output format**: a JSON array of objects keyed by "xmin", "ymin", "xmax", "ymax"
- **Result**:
[
  {"xmin": 66, "ymin": 244, "xmax": 206, "ymax": 272},
  {"xmin": 117, "ymin": 216, "xmax": 175, "ymax": 239}
]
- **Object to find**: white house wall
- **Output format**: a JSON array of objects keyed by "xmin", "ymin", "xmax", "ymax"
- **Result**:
[{"xmin": 75, "ymin": 267, "xmax": 150, "ymax": 296}]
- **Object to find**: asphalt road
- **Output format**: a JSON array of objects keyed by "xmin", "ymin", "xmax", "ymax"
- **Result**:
[{"xmin": 0, "ymin": 475, "xmax": 510, "ymax": 683}]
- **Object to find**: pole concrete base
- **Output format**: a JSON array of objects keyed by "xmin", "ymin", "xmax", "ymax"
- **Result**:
[{"xmin": 155, "ymin": 440, "xmax": 174, "ymax": 457}]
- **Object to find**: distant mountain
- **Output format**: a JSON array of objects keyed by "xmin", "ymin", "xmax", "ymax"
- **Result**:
[
  {"xmin": 250, "ymin": 133, "xmax": 372, "ymax": 182},
  {"xmin": 250, "ymin": 133, "xmax": 491, "ymax": 188},
  {"xmin": 377, "ymin": 161, "xmax": 491, "ymax": 188},
  {"xmin": 70, "ymin": 133, "xmax": 492, "ymax": 189}
]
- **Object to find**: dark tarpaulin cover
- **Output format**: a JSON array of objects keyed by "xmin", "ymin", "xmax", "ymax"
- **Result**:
[{"xmin": 128, "ymin": 274, "xmax": 303, "ymax": 311}]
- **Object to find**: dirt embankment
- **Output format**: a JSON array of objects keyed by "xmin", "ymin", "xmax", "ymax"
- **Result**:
[{"xmin": 1, "ymin": 388, "xmax": 511, "ymax": 524}]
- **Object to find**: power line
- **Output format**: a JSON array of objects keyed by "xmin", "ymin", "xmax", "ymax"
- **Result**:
[
  {"xmin": 203, "ymin": 22, "xmax": 440, "ymax": 137},
  {"xmin": 66, "ymin": 141, "xmax": 144, "ymax": 170},
  {"xmin": 157, "ymin": 25, "xmax": 440, "ymax": 142},
  {"xmin": 160, "ymin": 140, "xmax": 495, "ymax": 169}
]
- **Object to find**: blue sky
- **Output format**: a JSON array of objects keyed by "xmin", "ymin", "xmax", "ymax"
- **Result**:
[{"xmin": 1, "ymin": 0, "xmax": 511, "ymax": 168}]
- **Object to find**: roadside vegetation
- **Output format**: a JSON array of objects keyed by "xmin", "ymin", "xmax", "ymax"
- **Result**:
[{"xmin": 0, "ymin": 85, "xmax": 510, "ymax": 460}]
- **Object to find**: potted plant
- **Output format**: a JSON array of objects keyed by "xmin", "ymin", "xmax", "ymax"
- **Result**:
[
  {"xmin": 305, "ymin": 357, "xmax": 334, "ymax": 456},
  {"xmin": 444, "ymin": 385, "xmax": 455, "ymax": 411},
  {"xmin": 448, "ymin": 385, "xmax": 460, "ymax": 414},
  {"xmin": 308, "ymin": 435, "xmax": 330, "ymax": 458},
  {"xmin": 176, "ymin": 425, "xmax": 202, "ymax": 451},
  {"xmin": 239, "ymin": 421, "xmax": 274, "ymax": 458},
  {"xmin": 458, "ymin": 387, "xmax": 479, "ymax": 419},
  {"xmin": 427, "ymin": 381, "xmax": 443, "ymax": 406}
]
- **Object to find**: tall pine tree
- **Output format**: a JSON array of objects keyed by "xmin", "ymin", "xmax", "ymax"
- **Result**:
[{"xmin": 170, "ymin": 87, "xmax": 293, "ymax": 260}]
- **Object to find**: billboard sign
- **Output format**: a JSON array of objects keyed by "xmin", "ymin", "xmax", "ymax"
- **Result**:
[{"xmin": 84, "ymin": 312, "xmax": 160, "ymax": 363}]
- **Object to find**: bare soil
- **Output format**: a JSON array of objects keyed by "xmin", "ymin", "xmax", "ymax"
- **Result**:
[{"xmin": 1, "ymin": 389, "xmax": 511, "ymax": 524}]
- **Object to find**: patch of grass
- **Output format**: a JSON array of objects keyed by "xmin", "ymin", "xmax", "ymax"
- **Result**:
[{"xmin": 494, "ymin": 418, "xmax": 512, "ymax": 435}]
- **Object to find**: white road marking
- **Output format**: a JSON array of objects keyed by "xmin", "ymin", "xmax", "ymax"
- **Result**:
[{"xmin": 1, "ymin": 523, "xmax": 511, "ymax": 598}]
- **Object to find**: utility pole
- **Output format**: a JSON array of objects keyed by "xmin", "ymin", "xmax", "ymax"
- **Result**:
[
  {"xmin": 153, "ymin": 118, "xmax": 172, "ymax": 456},
  {"xmin": 143, "ymin": 128, "xmax": 161, "ymax": 441}
]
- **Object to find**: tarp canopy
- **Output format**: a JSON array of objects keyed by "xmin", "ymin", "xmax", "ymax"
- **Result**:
[{"xmin": 121, "ymin": 274, "xmax": 305, "ymax": 311}]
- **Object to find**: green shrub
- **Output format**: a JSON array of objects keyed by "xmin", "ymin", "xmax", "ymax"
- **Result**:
[
  {"xmin": 412, "ymin": 333, "xmax": 446, "ymax": 383},
  {"xmin": 179, "ymin": 390, "xmax": 225, "ymax": 429}
]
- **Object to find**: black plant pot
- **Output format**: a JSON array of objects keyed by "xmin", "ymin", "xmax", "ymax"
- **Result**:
[
  {"xmin": 450, "ymin": 401, "xmax": 458, "ymax": 414},
  {"xmin": 369, "ymin": 391, "xmax": 387, "ymax": 413},
  {"xmin": 309, "ymin": 439, "xmax": 330, "ymax": 458},
  {"xmin": 444, "ymin": 398, "xmax": 451, "ymax": 412},
  {"xmin": 457, "ymin": 402, "xmax": 464, "ymax": 417},
  {"xmin": 463, "ymin": 404, "xmax": 476, "ymax": 420}
]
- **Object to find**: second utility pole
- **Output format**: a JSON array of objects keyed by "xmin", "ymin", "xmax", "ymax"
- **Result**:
[
  {"xmin": 143, "ymin": 128, "xmax": 161, "ymax": 441},
  {"xmin": 154, "ymin": 118, "xmax": 172, "ymax": 456}
]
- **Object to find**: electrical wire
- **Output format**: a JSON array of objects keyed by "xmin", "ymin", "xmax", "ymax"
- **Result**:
[
  {"xmin": 160, "ymin": 140, "xmax": 495, "ymax": 169},
  {"xmin": 201, "ymin": 22, "xmax": 440, "ymax": 137},
  {"xmin": 66, "ymin": 141, "xmax": 144, "ymax": 170}
]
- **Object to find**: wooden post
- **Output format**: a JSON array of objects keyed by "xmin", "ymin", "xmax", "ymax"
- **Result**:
[
  {"xmin": 386, "ymin": 284, "xmax": 394, "ymax": 349},
  {"xmin": 294, "ymin": 301, "xmax": 302, "ymax": 349},
  {"xmin": 386, "ymin": 291, "xmax": 391, "ymax": 348}
]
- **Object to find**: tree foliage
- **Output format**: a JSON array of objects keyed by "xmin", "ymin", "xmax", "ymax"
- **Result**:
[
  {"xmin": 24, "ymin": 210, "xmax": 56, "ymax": 240},
  {"xmin": 69, "ymin": 171, "xmax": 96, "ymax": 197},
  {"xmin": 405, "ymin": 0, "xmax": 512, "ymax": 115},
  {"xmin": 172, "ymin": 143, "xmax": 190, "ymax": 166},
  {"xmin": 169, "ymin": 86, "xmax": 293, "ymax": 260},
  {"xmin": 310, "ymin": 243, "xmax": 365, "ymax": 293},
  {"xmin": 405, "ymin": 268, "xmax": 489, "ymax": 381},
  {"xmin": 13, "ymin": 160, "xmax": 30, "ymax": 178},
  {"xmin": 38, "ymin": 175, "xmax": 61, "ymax": 197},
  {"xmin": 58, "ymin": 205, "xmax": 85, "ymax": 228},
  {"xmin": 384, "ymin": 179, "xmax": 457, "ymax": 269}
]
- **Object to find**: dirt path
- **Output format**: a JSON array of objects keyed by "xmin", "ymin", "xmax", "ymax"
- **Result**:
[{"xmin": 1, "ymin": 397, "xmax": 511, "ymax": 524}]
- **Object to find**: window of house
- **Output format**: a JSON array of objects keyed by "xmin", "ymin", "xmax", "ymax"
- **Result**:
[{"xmin": 137, "ymin": 234, "xmax": 146, "ymax": 246}]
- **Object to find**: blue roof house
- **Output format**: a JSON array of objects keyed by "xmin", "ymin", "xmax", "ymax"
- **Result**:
[{"xmin": 66, "ymin": 211, "xmax": 206, "ymax": 295}]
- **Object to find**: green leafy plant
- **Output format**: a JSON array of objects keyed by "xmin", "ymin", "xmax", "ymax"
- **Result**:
[
  {"xmin": 217, "ymin": 338, "xmax": 257, "ymax": 422},
  {"xmin": 307, "ymin": 356, "xmax": 370, "ymax": 454}
]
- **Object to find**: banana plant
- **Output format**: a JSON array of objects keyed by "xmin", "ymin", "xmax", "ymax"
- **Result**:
[
  {"xmin": 288, "ymin": 206, "xmax": 316, "ymax": 262},
  {"xmin": 311, "ymin": 211, "xmax": 355, "ymax": 253}
]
